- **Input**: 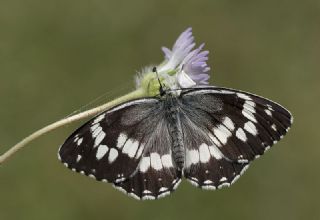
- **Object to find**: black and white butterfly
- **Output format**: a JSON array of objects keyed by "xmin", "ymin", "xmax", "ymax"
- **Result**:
[{"xmin": 58, "ymin": 83, "xmax": 292, "ymax": 200}]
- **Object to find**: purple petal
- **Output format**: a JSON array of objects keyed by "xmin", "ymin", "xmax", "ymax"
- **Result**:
[
  {"xmin": 181, "ymin": 44, "xmax": 211, "ymax": 85},
  {"xmin": 161, "ymin": 47, "xmax": 172, "ymax": 60},
  {"xmin": 159, "ymin": 28, "xmax": 196, "ymax": 71}
]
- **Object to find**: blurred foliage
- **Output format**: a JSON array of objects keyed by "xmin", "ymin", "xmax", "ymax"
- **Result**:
[{"xmin": 0, "ymin": 0, "xmax": 319, "ymax": 219}]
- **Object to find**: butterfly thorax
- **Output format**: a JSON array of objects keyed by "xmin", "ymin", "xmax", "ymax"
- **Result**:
[{"xmin": 164, "ymin": 94, "xmax": 185, "ymax": 170}]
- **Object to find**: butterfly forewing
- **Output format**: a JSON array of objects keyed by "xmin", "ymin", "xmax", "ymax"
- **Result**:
[
  {"xmin": 179, "ymin": 86, "xmax": 292, "ymax": 188},
  {"xmin": 58, "ymin": 98, "xmax": 162, "ymax": 183},
  {"xmin": 59, "ymin": 98, "xmax": 183, "ymax": 200}
]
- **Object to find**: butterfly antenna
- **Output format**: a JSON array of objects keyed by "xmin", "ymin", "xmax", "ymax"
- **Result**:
[{"xmin": 152, "ymin": 67, "xmax": 165, "ymax": 96}]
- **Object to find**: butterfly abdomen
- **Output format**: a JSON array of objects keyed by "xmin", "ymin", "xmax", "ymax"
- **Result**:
[{"xmin": 165, "ymin": 96, "xmax": 185, "ymax": 170}]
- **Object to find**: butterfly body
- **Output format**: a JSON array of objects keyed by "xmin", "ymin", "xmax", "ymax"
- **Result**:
[
  {"xmin": 59, "ymin": 86, "xmax": 292, "ymax": 200},
  {"xmin": 162, "ymin": 92, "xmax": 185, "ymax": 170}
]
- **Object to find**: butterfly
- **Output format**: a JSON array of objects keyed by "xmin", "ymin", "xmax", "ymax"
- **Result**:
[{"xmin": 58, "ymin": 74, "xmax": 292, "ymax": 200}]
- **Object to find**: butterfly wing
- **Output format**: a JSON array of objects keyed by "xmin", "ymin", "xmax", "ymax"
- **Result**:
[
  {"xmin": 113, "ymin": 117, "xmax": 182, "ymax": 200},
  {"xmin": 179, "ymin": 86, "xmax": 292, "ymax": 189},
  {"xmin": 58, "ymin": 98, "xmax": 181, "ymax": 200},
  {"xmin": 59, "ymin": 98, "xmax": 161, "ymax": 183}
]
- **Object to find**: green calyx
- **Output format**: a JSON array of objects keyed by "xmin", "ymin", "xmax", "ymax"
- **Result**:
[
  {"xmin": 139, "ymin": 72, "xmax": 162, "ymax": 97},
  {"xmin": 139, "ymin": 70, "xmax": 176, "ymax": 97}
]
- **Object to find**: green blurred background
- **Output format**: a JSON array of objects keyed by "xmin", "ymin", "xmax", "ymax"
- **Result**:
[{"xmin": 0, "ymin": 0, "xmax": 319, "ymax": 219}]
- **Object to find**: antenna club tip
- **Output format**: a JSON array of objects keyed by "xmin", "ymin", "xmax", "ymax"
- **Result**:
[{"xmin": 152, "ymin": 66, "xmax": 157, "ymax": 73}]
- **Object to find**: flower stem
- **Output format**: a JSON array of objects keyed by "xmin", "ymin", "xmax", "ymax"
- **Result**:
[{"xmin": 0, "ymin": 88, "xmax": 146, "ymax": 165}]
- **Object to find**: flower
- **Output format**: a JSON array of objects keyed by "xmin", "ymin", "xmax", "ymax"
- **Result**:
[
  {"xmin": 137, "ymin": 27, "xmax": 212, "ymax": 96},
  {"xmin": 158, "ymin": 27, "xmax": 211, "ymax": 88},
  {"xmin": 178, "ymin": 43, "xmax": 210, "ymax": 87},
  {"xmin": 159, "ymin": 27, "xmax": 195, "ymax": 72}
]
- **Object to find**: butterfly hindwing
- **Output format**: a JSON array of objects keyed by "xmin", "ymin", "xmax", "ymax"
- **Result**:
[
  {"xmin": 179, "ymin": 112, "xmax": 249, "ymax": 189},
  {"xmin": 180, "ymin": 86, "xmax": 292, "ymax": 189},
  {"xmin": 114, "ymin": 151, "xmax": 182, "ymax": 200},
  {"xmin": 114, "ymin": 114, "xmax": 182, "ymax": 200}
]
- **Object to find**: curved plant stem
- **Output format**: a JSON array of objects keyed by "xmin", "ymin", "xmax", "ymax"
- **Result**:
[{"xmin": 0, "ymin": 88, "xmax": 146, "ymax": 165}]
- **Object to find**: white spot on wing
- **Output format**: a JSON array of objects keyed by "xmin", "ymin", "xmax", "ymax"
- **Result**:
[
  {"xmin": 139, "ymin": 156, "xmax": 150, "ymax": 173},
  {"xmin": 173, "ymin": 179, "xmax": 181, "ymax": 190},
  {"xmin": 220, "ymin": 89, "xmax": 235, "ymax": 94},
  {"xmin": 231, "ymin": 175, "xmax": 240, "ymax": 185},
  {"xmin": 159, "ymin": 187, "xmax": 168, "ymax": 192},
  {"xmin": 92, "ymin": 126, "xmax": 102, "ymax": 138},
  {"xmin": 135, "ymin": 144, "xmax": 144, "ymax": 159},
  {"xmin": 223, "ymin": 117, "xmax": 235, "ymax": 131},
  {"xmin": 161, "ymin": 154, "xmax": 173, "ymax": 168},
  {"xmin": 88, "ymin": 174, "xmax": 96, "ymax": 179},
  {"xmin": 242, "ymin": 109, "xmax": 257, "ymax": 123},
  {"xmin": 264, "ymin": 146, "xmax": 270, "ymax": 152},
  {"xmin": 208, "ymin": 133, "xmax": 221, "ymax": 147},
  {"xmin": 94, "ymin": 131, "xmax": 106, "ymax": 148},
  {"xmin": 218, "ymin": 182, "xmax": 230, "ymax": 189},
  {"xmin": 240, "ymin": 164, "xmax": 250, "ymax": 175},
  {"xmin": 220, "ymin": 177, "xmax": 227, "ymax": 182},
  {"xmin": 57, "ymin": 148, "xmax": 61, "ymax": 161},
  {"xmin": 73, "ymin": 136, "xmax": 79, "ymax": 143},
  {"xmin": 244, "ymin": 121, "xmax": 258, "ymax": 136},
  {"xmin": 244, "ymin": 100, "xmax": 256, "ymax": 113},
  {"xmin": 121, "ymin": 138, "xmax": 132, "ymax": 154},
  {"xmin": 199, "ymin": 144, "xmax": 211, "ymax": 163},
  {"xmin": 112, "ymin": 184, "xmax": 127, "ymax": 194},
  {"xmin": 186, "ymin": 149, "xmax": 200, "ymax": 168},
  {"xmin": 90, "ymin": 123, "xmax": 100, "ymax": 132},
  {"xmin": 213, "ymin": 124, "xmax": 232, "ymax": 144},
  {"xmin": 117, "ymin": 133, "xmax": 127, "ymax": 149},
  {"xmin": 236, "ymin": 128, "xmax": 247, "ymax": 142},
  {"xmin": 108, "ymin": 148, "xmax": 118, "ymax": 163},
  {"xmin": 96, "ymin": 145, "xmax": 109, "ymax": 160},
  {"xmin": 202, "ymin": 185, "xmax": 216, "ymax": 190},
  {"xmin": 158, "ymin": 191, "xmax": 171, "ymax": 198},
  {"xmin": 265, "ymin": 109, "xmax": 272, "ymax": 116},
  {"xmin": 237, "ymin": 93, "xmax": 252, "ymax": 100},
  {"xmin": 76, "ymin": 154, "xmax": 82, "ymax": 162},
  {"xmin": 128, "ymin": 193, "xmax": 140, "ymax": 200},
  {"xmin": 188, "ymin": 178, "xmax": 199, "ymax": 186},
  {"xmin": 122, "ymin": 139, "xmax": 139, "ymax": 158},
  {"xmin": 93, "ymin": 114, "xmax": 105, "ymax": 124},
  {"xmin": 142, "ymin": 195, "xmax": 155, "ymax": 200},
  {"xmin": 208, "ymin": 145, "xmax": 224, "ymax": 160},
  {"xmin": 271, "ymin": 124, "xmax": 277, "ymax": 131},
  {"xmin": 77, "ymin": 138, "xmax": 83, "ymax": 146},
  {"xmin": 143, "ymin": 189, "xmax": 152, "ymax": 194},
  {"xmin": 150, "ymin": 153, "xmax": 162, "ymax": 170},
  {"xmin": 267, "ymin": 104, "xmax": 274, "ymax": 111}
]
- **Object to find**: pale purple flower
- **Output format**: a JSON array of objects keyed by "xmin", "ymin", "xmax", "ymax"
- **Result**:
[
  {"xmin": 158, "ymin": 27, "xmax": 211, "ymax": 88},
  {"xmin": 159, "ymin": 27, "xmax": 195, "ymax": 72},
  {"xmin": 178, "ymin": 43, "xmax": 210, "ymax": 87}
]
